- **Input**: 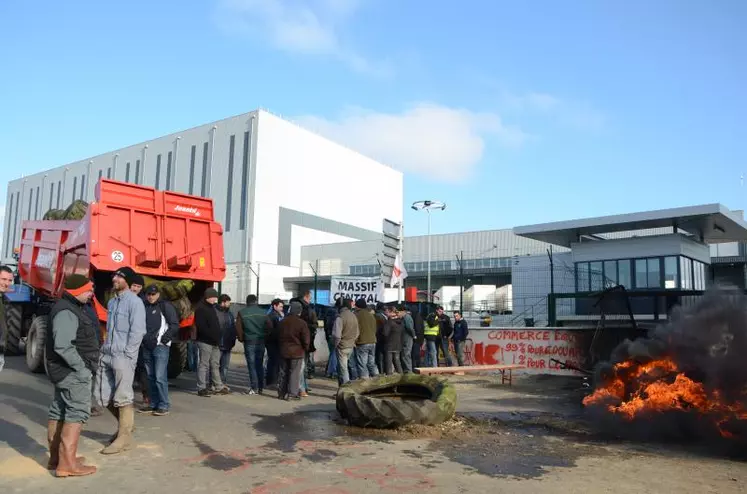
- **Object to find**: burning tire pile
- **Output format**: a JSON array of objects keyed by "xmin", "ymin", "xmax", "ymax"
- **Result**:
[{"xmin": 583, "ymin": 287, "xmax": 747, "ymax": 448}]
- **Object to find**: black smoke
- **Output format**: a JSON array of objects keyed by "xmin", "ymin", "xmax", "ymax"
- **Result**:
[{"xmin": 585, "ymin": 286, "xmax": 747, "ymax": 450}]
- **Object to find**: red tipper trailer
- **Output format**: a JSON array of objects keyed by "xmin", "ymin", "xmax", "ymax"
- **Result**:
[{"xmin": 11, "ymin": 178, "xmax": 226, "ymax": 375}]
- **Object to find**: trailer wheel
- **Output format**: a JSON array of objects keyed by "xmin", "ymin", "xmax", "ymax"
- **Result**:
[
  {"xmin": 336, "ymin": 373, "xmax": 457, "ymax": 429},
  {"xmin": 26, "ymin": 316, "xmax": 48, "ymax": 374},
  {"xmin": 168, "ymin": 340, "xmax": 187, "ymax": 379},
  {"xmin": 3, "ymin": 304, "xmax": 24, "ymax": 356}
]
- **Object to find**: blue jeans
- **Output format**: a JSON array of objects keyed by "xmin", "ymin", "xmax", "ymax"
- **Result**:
[
  {"xmin": 425, "ymin": 340, "xmax": 437, "ymax": 368},
  {"xmin": 187, "ymin": 340, "xmax": 199, "ymax": 371},
  {"xmin": 348, "ymin": 348, "xmax": 359, "ymax": 380},
  {"xmin": 219, "ymin": 350, "xmax": 231, "ymax": 384},
  {"xmin": 336, "ymin": 346, "xmax": 354, "ymax": 385},
  {"xmin": 356, "ymin": 344, "xmax": 379, "ymax": 378},
  {"xmin": 326, "ymin": 338, "xmax": 338, "ymax": 377},
  {"xmin": 243, "ymin": 342, "xmax": 265, "ymax": 392},
  {"xmin": 142, "ymin": 345, "xmax": 170, "ymax": 411},
  {"xmin": 438, "ymin": 337, "xmax": 454, "ymax": 367}
]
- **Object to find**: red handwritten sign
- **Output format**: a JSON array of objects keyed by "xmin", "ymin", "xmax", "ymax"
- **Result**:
[{"xmin": 464, "ymin": 328, "xmax": 586, "ymax": 375}]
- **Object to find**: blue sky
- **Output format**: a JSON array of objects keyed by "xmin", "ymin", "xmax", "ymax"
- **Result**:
[{"xmin": 1, "ymin": 0, "xmax": 745, "ymax": 240}]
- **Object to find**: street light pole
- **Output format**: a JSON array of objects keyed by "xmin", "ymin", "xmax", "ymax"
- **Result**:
[
  {"xmin": 411, "ymin": 200, "xmax": 446, "ymax": 304},
  {"xmin": 427, "ymin": 209, "xmax": 432, "ymax": 303}
]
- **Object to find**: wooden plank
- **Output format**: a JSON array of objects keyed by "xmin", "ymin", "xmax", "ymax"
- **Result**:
[{"xmin": 415, "ymin": 364, "xmax": 523, "ymax": 375}]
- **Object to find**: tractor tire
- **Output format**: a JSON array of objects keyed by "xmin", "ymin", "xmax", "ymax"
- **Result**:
[
  {"xmin": 26, "ymin": 316, "xmax": 48, "ymax": 374},
  {"xmin": 3, "ymin": 304, "xmax": 24, "ymax": 356},
  {"xmin": 336, "ymin": 373, "xmax": 457, "ymax": 429},
  {"xmin": 168, "ymin": 340, "xmax": 188, "ymax": 379}
]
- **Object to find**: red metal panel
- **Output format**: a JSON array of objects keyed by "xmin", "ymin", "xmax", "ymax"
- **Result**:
[{"xmin": 18, "ymin": 178, "xmax": 226, "ymax": 298}]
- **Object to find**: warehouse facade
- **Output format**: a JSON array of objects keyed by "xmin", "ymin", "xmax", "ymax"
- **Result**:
[{"xmin": 2, "ymin": 110, "xmax": 403, "ymax": 302}]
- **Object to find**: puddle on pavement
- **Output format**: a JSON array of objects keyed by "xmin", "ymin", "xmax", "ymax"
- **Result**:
[{"xmin": 252, "ymin": 410, "xmax": 348, "ymax": 452}]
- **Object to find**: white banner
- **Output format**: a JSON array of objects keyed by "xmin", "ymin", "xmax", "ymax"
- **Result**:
[{"xmin": 330, "ymin": 275, "xmax": 385, "ymax": 305}]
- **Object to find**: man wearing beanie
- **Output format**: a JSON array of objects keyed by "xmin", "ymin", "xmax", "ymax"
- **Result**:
[
  {"xmin": 194, "ymin": 287, "xmax": 229, "ymax": 396},
  {"xmin": 46, "ymin": 273, "xmax": 99, "ymax": 477},
  {"xmin": 277, "ymin": 300, "xmax": 310, "ymax": 400},
  {"xmin": 95, "ymin": 266, "xmax": 146, "ymax": 455}
]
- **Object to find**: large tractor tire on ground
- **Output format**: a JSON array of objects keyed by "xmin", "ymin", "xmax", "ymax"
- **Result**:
[
  {"xmin": 3, "ymin": 304, "xmax": 24, "ymax": 356},
  {"xmin": 168, "ymin": 340, "xmax": 188, "ymax": 379},
  {"xmin": 26, "ymin": 315, "xmax": 48, "ymax": 374},
  {"xmin": 336, "ymin": 373, "xmax": 457, "ymax": 429}
]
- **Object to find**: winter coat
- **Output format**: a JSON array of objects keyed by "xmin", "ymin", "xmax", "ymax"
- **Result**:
[
  {"xmin": 217, "ymin": 307, "xmax": 236, "ymax": 351},
  {"xmin": 278, "ymin": 314, "xmax": 310, "ymax": 359},
  {"xmin": 438, "ymin": 313, "xmax": 453, "ymax": 338},
  {"xmin": 452, "ymin": 319, "xmax": 469, "ymax": 341},
  {"xmin": 265, "ymin": 311, "xmax": 283, "ymax": 344},
  {"xmin": 102, "ymin": 289, "xmax": 146, "ymax": 360},
  {"xmin": 413, "ymin": 312, "xmax": 425, "ymax": 344},
  {"xmin": 142, "ymin": 299, "xmax": 179, "ymax": 350},
  {"xmin": 355, "ymin": 309, "xmax": 377, "ymax": 345},
  {"xmin": 195, "ymin": 300, "xmax": 222, "ymax": 346},
  {"xmin": 290, "ymin": 297, "xmax": 318, "ymax": 353},
  {"xmin": 332, "ymin": 308, "xmax": 359, "ymax": 350},
  {"xmin": 382, "ymin": 317, "xmax": 404, "ymax": 353},
  {"xmin": 237, "ymin": 304, "xmax": 267, "ymax": 343}
]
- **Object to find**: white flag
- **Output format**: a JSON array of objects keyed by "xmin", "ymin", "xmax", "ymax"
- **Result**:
[{"xmin": 390, "ymin": 253, "xmax": 408, "ymax": 286}]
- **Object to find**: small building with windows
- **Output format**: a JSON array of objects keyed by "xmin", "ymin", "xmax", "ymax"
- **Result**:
[{"xmin": 513, "ymin": 203, "xmax": 747, "ymax": 324}]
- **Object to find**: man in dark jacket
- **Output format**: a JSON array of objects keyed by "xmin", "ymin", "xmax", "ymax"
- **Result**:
[
  {"xmin": 382, "ymin": 306, "xmax": 404, "ymax": 375},
  {"xmin": 236, "ymin": 294, "xmax": 266, "ymax": 395},
  {"xmin": 0, "ymin": 264, "xmax": 13, "ymax": 373},
  {"xmin": 217, "ymin": 294, "xmax": 236, "ymax": 386},
  {"xmin": 373, "ymin": 303, "xmax": 387, "ymax": 374},
  {"xmin": 194, "ymin": 288, "xmax": 228, "ymax": 397},
  {"xmin": 139, "ymin": 284, "xmax": 179, "ymax": 416},
  {"xmin": 436, "ymin": 306, "xmax": 454, "ymax": 367},
  {"xmin": 411, "ymin": 310, "xmax": 425, "ymax": 369},
  {"xmin": 399, "ymin": 305, "xmax": 415, "ymax": 373},
  {"xmin": 452, "ymin": 310, "xmax": 469, "ymax": 366},
  {"xmin": 277, "ymin": 301, "xmax": 309, "ymax": 400},
  {"xmin": 130, "ymin": 274, "xmax": 149, "ymax": 407},
  {"xmin": 264, "ymin": 298, "xmax": 284, "ymax": 389},
  {"xmin": 46, "ymin": 274, "xmax": 99, "ymax": 477},
  {"xmin": 291, "ymin": 291, "xmax": 318, "ymax": 392},
  {"xmin": 354, "ymin": 299, "xmax": 378, "ymax": 379}
]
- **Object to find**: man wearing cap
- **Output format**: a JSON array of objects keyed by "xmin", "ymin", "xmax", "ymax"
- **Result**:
[
  {"xmin": 194, "ymin": 287, "xmax": 229, "ymax": 396},
  {"xmin": 95, "ymin": 266, "xmax": 146, "ymax": 455},
  {"xmin": 138, "ymin": 284, "xmax": 179, "ymax": 416},
  {"xmin": 46, "ymin": 273, "xmax": 99, "ymax": 477}
]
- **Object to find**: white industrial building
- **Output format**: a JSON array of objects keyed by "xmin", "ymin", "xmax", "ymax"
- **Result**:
[{"xmin": 2, "ymin": 110, "xmax": 403, "ymax": 302}]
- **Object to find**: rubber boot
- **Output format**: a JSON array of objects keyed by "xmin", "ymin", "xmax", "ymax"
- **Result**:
[
  {"xmin": 47, "ymin": 420, "xmax": 86, "ymax": 470},
  {"xmin": 55, "ymin": 423, "xmax": 97, "ymax": 478},
  {"xmin": 100, "ymin": 405, "xmax": 134, "ymax": 455}
]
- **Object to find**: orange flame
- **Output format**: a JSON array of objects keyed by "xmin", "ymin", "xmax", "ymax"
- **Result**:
[{"xmin": 583, "ymin": 358, "xmax": 747, "ymax": 438}]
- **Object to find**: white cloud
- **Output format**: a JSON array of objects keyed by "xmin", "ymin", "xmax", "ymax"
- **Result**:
[
  {"xmin": 294, "ymin": 103, "xmax": 528, "ymax": 182},
  {"xmin": 215, "ymin": 0, "xmax": 391, "ymax": 76}
]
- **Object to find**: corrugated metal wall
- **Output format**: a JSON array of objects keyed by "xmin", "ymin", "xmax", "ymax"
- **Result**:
[{"xmin": 2, "ymin": 111, "xmax": 260, "ymax": 264}]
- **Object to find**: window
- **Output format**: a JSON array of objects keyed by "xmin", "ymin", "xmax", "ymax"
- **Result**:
[
  {"xmin": 188, "ymin": 145, "xmax": 196, "ymax": 195},
  {"xmin": 240, "ymin": 130, "xmax": 250, "ymax": 229},
  {"xmin": 48, "ymin": 182, "xmax": 54, "ymax": 210},
  {"xmin": 225, "ymin": 135, "xmax": 236, "ymax": 231},
  {"xmin": 618, "ymin": 260, "xmax": 631, "ymax": 288},
  {"xmin": 604, "ymin": 260, "xmax": 617, "ymax": 287},
  {"xmin": 125, "ymin": 162, "xmax": 131, "ymax": 182},
  {"xmin": 635, "ymin": 259, "xmax": 648, "ymax": 288},
  {"xmin": 647, "ymin": 258, "xmax": 661, "ymax": 288},
  {"xmin": 98, "ymin": 170, "xmax": 103, "ymax": 181},
  {"xmin": 664, "ymin": 256, "xmax": 678, "ymax": 289},
  {"xmin": 590, "ymin": 261, "xmax": 603, "ymax": 290},
  {"xmin": 166, "ymin": 152, "xmax": 172, "ymax": 191},
  {"xmin": 693, "ymin": 260, "xmax": 706, "ymax": 290},
  {"xmin": 680, "ymin": 257, "xmax": 693, "ymax": 289},
  {"xmin": 71, "ymin": 177, "xmax": 78, "ymax": 205},
  {"xmin": 56, "ymin": 181, "xmax": 61, "ymax": 208},
  {"xmin": 34, "ymin": 186, "xmax": 40, "ymax": 220},
  {"xmin": 576, "ymin": 262, "xmax": 589, "ymax": 291},
  {"xmin": 135, "ymin": 160, "xmax": 141, "ymax": 184},
  {"xmin": 155, "ymin": 154, "xmax": 162, "ymax": 190},
  {"xmin": 201, "ymin": 142, "xmax": 209, "ymax": 197},
  {"xmin": 107, "ymin": 167, "xmax": 112, "ymax": 179},
  {"xmin": 80, "ymin": 174, "xmax": 85, "ymax": 200}
]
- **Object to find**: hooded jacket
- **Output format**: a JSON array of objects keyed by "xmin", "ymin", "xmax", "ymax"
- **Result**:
[
  {"xmin": 102, "ymin": 289, "xmax": 146, "ymax": 360},
  {"xmin": 195, "ymin": 299, "xmax": 222, "ymax": 346}
]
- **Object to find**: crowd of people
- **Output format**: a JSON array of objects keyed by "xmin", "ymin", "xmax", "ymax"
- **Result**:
[{"xmin": 0, "ymin": 264, "xmax": 471, "ymax": 478}]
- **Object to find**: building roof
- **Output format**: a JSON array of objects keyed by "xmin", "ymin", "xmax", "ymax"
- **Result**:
[{"xmin": 513, "ymin": 203, "xmax": 747, "ymax": 248}]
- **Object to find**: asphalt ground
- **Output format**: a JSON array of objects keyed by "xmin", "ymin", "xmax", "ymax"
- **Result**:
[{"xmin": 1, "ymin": 354, "xmax": 746, "ymax": 493}]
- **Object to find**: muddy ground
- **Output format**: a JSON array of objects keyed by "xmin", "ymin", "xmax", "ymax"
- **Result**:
[{"xmin": 1, "ymin": 355, "xmax": 746, "ymax": 493}]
